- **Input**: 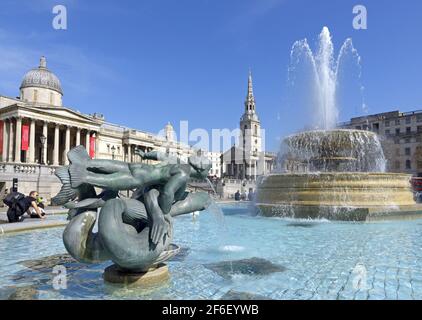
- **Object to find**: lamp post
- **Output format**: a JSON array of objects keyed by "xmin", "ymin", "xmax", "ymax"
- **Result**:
[
  {"xmin": 111, "ymin": 145, "xmax": 116, "ymax": 160},
  {"xmin": 40, "ymin": 134, "xmax": 46, "ymax": 165}
]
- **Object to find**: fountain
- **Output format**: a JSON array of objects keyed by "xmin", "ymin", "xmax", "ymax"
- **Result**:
[{"xmin": 256, "ymin": 27, "xmax": 421, "ymax": 221}]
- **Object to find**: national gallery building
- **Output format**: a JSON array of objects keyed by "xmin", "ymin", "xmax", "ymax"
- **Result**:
[{"xmin": 0, "ymin": 57, "xmax": 194, "ymax": 201}]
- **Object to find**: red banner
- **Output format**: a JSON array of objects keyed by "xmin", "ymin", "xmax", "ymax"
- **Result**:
[
  {"xmin": 0, "ymin": 120, "xmax": 4, "ymax": 157},
  {"xmin": 21, "ymin": 124, "xmax": 29, "ymax": 151},
  {"xmin": 89, "ymin": 136, "xmax": 95, "ymax": 158}
]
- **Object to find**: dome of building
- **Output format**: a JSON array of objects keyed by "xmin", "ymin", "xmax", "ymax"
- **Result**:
[{"xmin": 20, "ymin": 56, "xmax": 63, "ymax": 95}]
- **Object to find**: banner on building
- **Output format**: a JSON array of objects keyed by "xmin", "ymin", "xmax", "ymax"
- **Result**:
[
  {"xmin": 89, "ymin": 136, "xmax": 95, "ymax": 158},
  {"xmin": 21, "ymin": 124, "xmax": 29, "ymax": 151},
  {"xmin": 0, "ymin": 120, "xmax": 4, "ymax": 158}
]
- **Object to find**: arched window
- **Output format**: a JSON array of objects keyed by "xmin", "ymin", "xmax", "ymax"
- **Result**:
[{"xmin": 254, "ymin": 125, "xmax": 258, "ymax": 135}]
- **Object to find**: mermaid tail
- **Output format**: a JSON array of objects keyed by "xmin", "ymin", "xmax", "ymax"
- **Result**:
[
  {"xmin": 51, "ymin": 166, "xmax": 78, "ymax": 205},
  {"xmin": 153, "ymin": 243, "xmax": 180, "ymax": 266},
  {"xmin": 51, "ymin": 146, "xmax": 98, "ymax": 206},
  {"xmin": 68, "ymin": 145, "xmax": 91, "ymax": 188}
]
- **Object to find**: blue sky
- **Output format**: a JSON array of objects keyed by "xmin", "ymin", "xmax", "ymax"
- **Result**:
[{"xmin": 1, "ymin": 0, "xmax": 422, "ymax": 151}]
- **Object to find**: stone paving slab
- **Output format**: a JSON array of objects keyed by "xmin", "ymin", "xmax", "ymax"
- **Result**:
[
  {"xmin": 0, "ymin": 219, "xmax": 68, "ymax": 235},
  {"xmin": 0, "ymin": 206, "xmax": 67, "ymax": 223},
  {"xmin": 0, "ymin": 206, "xmax": 67, "ymax": 214}
]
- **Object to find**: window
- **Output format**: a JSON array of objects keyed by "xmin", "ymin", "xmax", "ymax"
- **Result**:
[
  {"xmin": 33, "ymin": 90, "xmax": 38, "ymax": 102},
  {"xmin": 406, "ymin": 127, "xmax": 411, "ymax": 134},
  {"xmin": 373, "ymin": 123, "xmax": 379, "ymax": 131},
  {"xmin": 385, "ymin": 129, "xmax": 390, "ymax": 135},
  {"xmin": 254, "ymin": 125, "xmax": 258, "ymax": 135},
  {"xmin": 417, "ymin": 135, "xmax": 422, "ymax": 143},
  {"xmin": 50, "ymin": 92, "xmax": 53, "ymax": 105},
  {"xmin": 406, "ymin": 117, "xmax": 411, "ymax": 124},
  {"xmin": 385, "ymin": 120, "xmax": 390, "ymax": 127},
  {"xmin": 406, "ymin": 160, "xmax": 411, "ymax": 170},
  {"xmin": 355, "ymin": 126, "xmax": 361, "ymax": 130},
  {"xmin": 395, "ymin": 128, "xmax": 400, "ymax": 136},
  {"xmin": 395, "ymin": 161, "xmax": 400, "ymax": 170},
  {"xmin": 395, "ymin": 119, "xmax": 400, "ymax": 125},
  {"xmin": 405, "ymin": 147, "xmax": 411, "ymax": 156},
  {"xmin": 417, "ymin": 126, "xmax": 422, "ymax": 133},
  {"xmin": 405, "ymin": 138, "xmax": 411, "ymax": 144},
  {"xmin": 417, "ymin": 114, "xmax": 422, "ymax": 122},
  {"xmin": 418, "ymin": 161, "xmax": 422, "ymax": 170}
]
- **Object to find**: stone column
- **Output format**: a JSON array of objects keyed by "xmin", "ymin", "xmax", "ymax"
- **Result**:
[
  {"xmin": 42, "ymin": 121, "xmax": 48, "ymax": 165},
  {"xmin": 76, "ymin": 127, "xmax": 81, "ymax": 146},
  {"xmin": 28, "ymin": 119, "xmax": 36, "ymax": 163},
  {"xmin": 2, "ymin": 119, "xmax": 7, "ymax": 162},
  {"xmin": 15, "ymin": 117, "xmax": 22, "ymax": 163},
  {"xmin": 85, "ymin": 130, "xmax": 90, "ymax": 153},
  {"xmin": 248, "ymin": 160, "xmax": 252, "ymax": 180},
  {"xmin": 127, "ymin": 144, "xmax": 132, "ymax": 163},
  {"xmin": 65, "ymin": 126, "xmax": 70, "ymax": 165},
  {"xmin": 8, "ymin": 120, "xmax": 14, "ymax": 162},
  {"xmin": 254, "ymin": 160, "xmax": 257, "ymax": 180},
  {"xmin": 53, "ymin": 124, "xmax": 60, "ymax": 165}
]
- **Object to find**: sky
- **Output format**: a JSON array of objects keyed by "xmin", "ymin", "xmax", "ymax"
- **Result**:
[{"xmin": 1, "ymin": 0, "xmax": 422, "ymax": 152}]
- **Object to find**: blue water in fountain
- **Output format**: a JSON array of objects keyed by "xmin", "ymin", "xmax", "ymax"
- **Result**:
[{"xmin": 1, "ymin": 203, "xmax": 422, "ymax": 300}]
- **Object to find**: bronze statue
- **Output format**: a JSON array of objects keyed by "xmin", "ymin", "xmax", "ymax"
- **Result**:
[{"xmin": 52, "ymin": 145, "xmax": 212, "ymax": 273}]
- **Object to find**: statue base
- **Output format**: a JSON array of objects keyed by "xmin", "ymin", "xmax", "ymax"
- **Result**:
[{"xmin": 103, "ymin": 263, "xmax": 169, "ymax": 287}]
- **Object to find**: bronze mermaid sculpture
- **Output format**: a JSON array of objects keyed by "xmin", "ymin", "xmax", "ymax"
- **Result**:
[{"xmin": 52, "ymin": 145, "xmax": 212, "ymax": 272}]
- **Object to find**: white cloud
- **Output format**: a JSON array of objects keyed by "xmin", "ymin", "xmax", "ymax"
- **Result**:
[
  {"xmin": 227, "ymin": 0, "xmax": 286, "ymax": 34},
  {"xmin": 0, "ymin": 28, "xmax": 117, "ymax": 98}
]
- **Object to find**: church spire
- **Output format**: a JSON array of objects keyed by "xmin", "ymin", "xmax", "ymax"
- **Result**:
[
  {"xmin": 247, "ymin": 69, "xmax": 253, "ymax": 98},
  {"xmin": 245, "ymin": 69, "xmax": 255, "ymax": 113}
]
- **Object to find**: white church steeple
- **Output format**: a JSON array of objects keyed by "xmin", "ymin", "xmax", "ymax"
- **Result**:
[{"xmin": 239, "ymin": 70, "xmax": 262, "ymax": 179}]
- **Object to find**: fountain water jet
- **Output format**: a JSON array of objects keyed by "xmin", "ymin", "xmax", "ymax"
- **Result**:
[{"xmin": 256, "ymin": 27, "xmax": 421, "ymax": 221}]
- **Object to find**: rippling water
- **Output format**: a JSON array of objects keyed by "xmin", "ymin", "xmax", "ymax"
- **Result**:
[{"xmin": 1, "ymin": 203, "xmax": 422, "ymax": 300}]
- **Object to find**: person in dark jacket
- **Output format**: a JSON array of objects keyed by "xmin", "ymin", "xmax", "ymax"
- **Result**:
[
  {"xmin": 7, "ymin": 191, "xmax": 45, "ymax": 222},
  {"xmin": 234, "ymin": 190, "xmax": 241, "ymax": 201}
]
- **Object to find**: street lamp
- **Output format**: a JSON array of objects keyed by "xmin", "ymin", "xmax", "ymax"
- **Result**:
[
  {"xmin": 40, "ymin": 134, "xmax": 46, "ymax": 165},
  {"xmin": 111, "ymin": 145, "xmax": 116, "ymax": 160}
]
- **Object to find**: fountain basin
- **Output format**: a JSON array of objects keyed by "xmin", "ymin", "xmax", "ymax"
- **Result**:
[{"xmin": 256, "ymin": 173, "xmax": 422, "ymax": 221}]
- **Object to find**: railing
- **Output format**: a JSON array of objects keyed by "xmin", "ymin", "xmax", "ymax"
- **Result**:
[{"xmin": 0, "ymin": 162, "xmax": 59, "ymax": 175}]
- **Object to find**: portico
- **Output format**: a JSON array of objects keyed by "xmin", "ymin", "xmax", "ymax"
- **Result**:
[{"xmin": 0, "ymin": 104, "xmax": 100, "ymax": 165}]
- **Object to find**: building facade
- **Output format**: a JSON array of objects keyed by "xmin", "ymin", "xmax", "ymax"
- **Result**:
[
  {"xmin": 338, "ymin": 110, "xmax": 422, "ymax": 175},
  {"xmin": 0, "ymin": 56, "xmax": 195, "ymax": 201},
  {"xmin": 221, "ymin": 72, "xmax": 275, "ymax": 181}
]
